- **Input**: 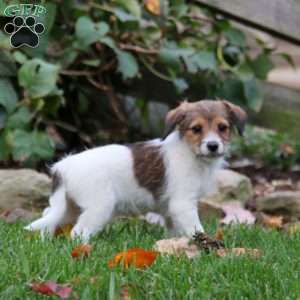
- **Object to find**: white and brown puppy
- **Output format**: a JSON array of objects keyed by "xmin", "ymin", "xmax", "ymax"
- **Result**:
[{"xmin": 25, "ymin": 100, "xmax": 246, "ymax": 241}]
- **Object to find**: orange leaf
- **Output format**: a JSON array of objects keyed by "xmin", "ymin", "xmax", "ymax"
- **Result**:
[
  {"xmin": 216, "ymin": 247, "xmax": 262, "ymax": 258},
  {"xmin": 55, "ymin": 224, "xmax": 73, "ymax": 237},
  {"xmin": 71, "ymin": 244, "xmax": 93, "ymax": 259},
  {"xmin": 261, "ymin": 214, "xmax": 283, "ymax": 229},
  {"xmin": 145, "ymin": 0, "xmax": 160, "ymax": 15},
  {"xmin": 108, "ymin": 248, "xmax": 158, "ymax": 269}
]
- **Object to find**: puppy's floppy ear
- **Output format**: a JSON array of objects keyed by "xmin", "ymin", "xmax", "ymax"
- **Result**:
[
  {"xmin": 163, "ymin": 105, "xmax": 186, "ymax": 139},
  {"xmin": 222, "ymin": 100, "xmax": 247, "ymax": 136}
]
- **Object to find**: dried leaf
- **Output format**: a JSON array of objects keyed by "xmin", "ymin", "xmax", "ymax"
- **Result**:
[
  {"xmin": 216, "ymin": 247, "xmax": 261, "ymax": 258},
  {"xmin": 284, "ymin": 222, "xmax": 300, "ymax": 235},
  {"xmin": 258, "ymin": 213, "xmax": 283, "ymax": 229},
  {"xmin": 154, "ymin": 237, "xmax": 199, "ymax": 258},
  {"xmin": 56, "ymin": 286, "xmax": 73, "ymax": 299},
  {"xmin": 193, "ymin": 232, "xmax": 224, "ymax": 252},
  {"xmin": 29, "ymin": 281, "xmax": 72, "ymax": 299},
  {"xmin": 144, "ymin": 0, "xmax": 160, "ymax": 15},
  {"xmin": 221, "ymin": 202, "xmax": 256, "ymax": 225},
  {"xmin": 215, "ymin": 228, "xmax": 224, "ymax": 241},
  {"xmin": 108, "ymin": 248, "xmax": 158, "ymax": 268},
  {"xmin": 55, "ymin": 224, "xmax": 73, "ymax": 237},
  {"xmin": 280, "ymin": 143, "xmax": 295, "ymax": 156},
  {"xmin": 71, "ymin": 244, "xmax": 93, "ymax": 259},
  {"xmin": 120, "ymin": 285, "xmax": 132, "ymax": 300}
]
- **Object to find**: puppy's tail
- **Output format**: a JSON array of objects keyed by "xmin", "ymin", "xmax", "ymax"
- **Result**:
[{"xmin": 24, "ymin": 171, "xmax": 67, "ymax": 235}]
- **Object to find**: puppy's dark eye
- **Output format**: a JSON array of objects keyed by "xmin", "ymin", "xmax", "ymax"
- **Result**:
[
  {"xmin": 191, "ymin": 125, "xmax": 202, "ymax": 134},
  {"xmin": 218, "ymin": 123, "xmax": 228, "ymax": 132}
]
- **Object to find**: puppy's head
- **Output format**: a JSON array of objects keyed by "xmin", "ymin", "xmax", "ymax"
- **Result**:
[{"xmin": 164, "ymin": 100, "xmax": 247, "ymax": 158}]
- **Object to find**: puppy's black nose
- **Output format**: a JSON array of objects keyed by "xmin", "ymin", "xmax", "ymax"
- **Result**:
[{"xmin": 207, "ymin": 141, "xmax": 219, "ymax": 153}]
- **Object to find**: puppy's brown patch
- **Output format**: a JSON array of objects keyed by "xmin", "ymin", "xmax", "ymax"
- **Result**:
[
  {"xmin": 52, "ymin": 171, "xmax": 62, "ymax": 193},
  {"xmin": 129, "ymin": 142, "xmax": 165, "ymax": 199}
]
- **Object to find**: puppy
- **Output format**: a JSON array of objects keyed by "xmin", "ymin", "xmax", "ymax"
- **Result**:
[{"xmin": 25, "ymin": 100, "xmax": 246, "ymax": 241}]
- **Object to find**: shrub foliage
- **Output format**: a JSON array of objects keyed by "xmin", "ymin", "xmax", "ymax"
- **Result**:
[{"xmin": 0, "ymin": 0, "xmax": 276, "ymax": 165}]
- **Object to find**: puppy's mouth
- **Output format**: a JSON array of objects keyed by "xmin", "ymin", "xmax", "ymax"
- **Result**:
[{"xmin": 198, "ymin": 152, "xmax": 224, "ymax": 158}]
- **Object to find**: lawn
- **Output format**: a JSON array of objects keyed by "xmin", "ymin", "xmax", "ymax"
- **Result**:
[{"xmin": 1, "ymin": 218, "xmax": 300, "ymax": 300}]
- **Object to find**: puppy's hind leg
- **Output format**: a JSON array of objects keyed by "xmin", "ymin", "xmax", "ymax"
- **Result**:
[
  {"xmin": 24, "ymin": 186, "xmax": 67, "ymax": 237},
  {"xmin": 71, "ymin": 185, "xmax": 116, "ymax": 242}
]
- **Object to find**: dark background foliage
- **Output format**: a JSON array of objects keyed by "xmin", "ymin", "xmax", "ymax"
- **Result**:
[{"xmin": 0, "ymin": 0, "xmax": 287, "ymax": 167}]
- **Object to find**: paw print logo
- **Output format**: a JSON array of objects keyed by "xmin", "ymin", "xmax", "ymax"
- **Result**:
[{"xmin": 4, "ymin": 16, "xmax": 45, "ymax": 48}]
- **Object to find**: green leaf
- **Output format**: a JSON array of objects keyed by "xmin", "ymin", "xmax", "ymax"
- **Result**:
[
  {"xmin": 217, "ymin": 78, "xmax": 245, "ymax": 106},
  {"xmin": 192, "ymin": 50, "xmax": 217, "ymax": 71},
  {"xmin": 224, "ymin": 28, "xmax": 246, "ymax": 47},
  {"xmin": 13, "ymin": 51, "xmax": 28, "ymax": 64},
  {"xmin": 234, "ymin": 62, "xmax": 254, "ymax": 81},
  {"xmin": 114, "ymin": 0, "xmax": 141, "ymax": 17},
  {"xmin": 0, "ymin": 50, "xmax": 17, "ymax": 76},
  {"xmin": 173, "ymin": 78, "xmax": 188, "ymax": 93},
  {"xmin": 159, "ymin": 47, "xmax": 194, "ymax": 68},
  {"xmin": 18, "ymin": 58, "xmax": 60, "ymax": 98},
  {"xmin": 116, "ymin": 50, "xmax": 139, "ymax": 79},
  {"xmin": 113, "ymin": 8, "xmax": 138, "ymax": 22},
  {"xmin": 75, "ymin": 16, "xmax": 109, "ymax": 49},
  {"xmin": 11, "ymin": 129, "xmax": 54, "ymax": 163},
  {"xmin": 6, "ymin": 107, "xmax": 31, "ymax": 130},
  {"xmin": 0, "ymin": 107, "xmax": 6, "ymax": 130},
  {"xmin": 0, "ymin": 78, "xmax": 18, "ymax": 113},
  {"xmin": 0, "ymin": 132, "xmax": 10, "ymax": 161},
  {"xmin": 279, "ymin": 53, "xmax": 296, "ymax": 69},
  {"xmin": 243, "ymin": 79, "xmax": 263, "ymax": 112},
  {"xmin": 99, "ymin": 37, "xmax": 117, "ymax": 50},
  {"xmin": 250, "ymin": 54, "xmax": 274, "ymax": 80},
  {"xmin": 82, "ymin": 59, "xmax": 101, "ymax": 67}
]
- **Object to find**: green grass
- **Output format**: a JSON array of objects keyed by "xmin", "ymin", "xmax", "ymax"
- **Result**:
[{"xmin": 1, "ymin": 218, "xmax": 300, "ymax": 300}]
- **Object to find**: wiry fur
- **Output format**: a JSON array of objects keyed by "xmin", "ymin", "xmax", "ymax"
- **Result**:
[{"xmin": 25, "ymin": 100, "xmax": 246, "ymax": 241}]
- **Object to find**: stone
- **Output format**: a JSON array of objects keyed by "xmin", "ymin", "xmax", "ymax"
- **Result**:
[
  {"xmin": 198, "ymin": 200, "xmax": 225, "ymax": 221},
  {"xmin": 256, "ymin": 191, "xmax": 300, "ymax": 218},
  {"xmin": 0, "ymin": 169, "xmax": 51, "ymax": 210},
  {"xmin": 204, "ymin": 169, "xmax": 253, "ymax": 203},
  {"xmin": 0, "ymin": 208, "xmax": 39, "ymax": 223},
  {"xmin": 220, "ymin": 201, "xmax": 256, "ymax": 225}
]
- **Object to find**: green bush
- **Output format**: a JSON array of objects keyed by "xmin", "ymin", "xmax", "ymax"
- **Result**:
[{"xmin": 0, "ymin": 0, "xmax": 278, "ymax": 165}]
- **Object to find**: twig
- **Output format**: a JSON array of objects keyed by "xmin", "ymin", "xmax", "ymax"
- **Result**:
[
  {"xmin": 139, "ymin": 56, "xmax": 174, "ymax": 82},
  {"xmin": 60, "ymin": 70, "xmax": 96, "ymax": 76},
  {"xmin": 87, "ymin": 76, "xmax": 110, "ymax": 91},
  {"xmin": 119, "ymin": 43, "xmax": 159, "ymax": 55}
]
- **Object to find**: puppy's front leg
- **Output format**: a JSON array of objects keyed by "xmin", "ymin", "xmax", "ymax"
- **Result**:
[{"xmin": 169, "ymin": 201, "xmax": 204, "ymax": 237}]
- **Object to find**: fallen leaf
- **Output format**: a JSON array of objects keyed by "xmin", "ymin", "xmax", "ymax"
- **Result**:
[
  {"xmin": 221, "ymin": 202, "xmax": 256, "ymax": 225},
  {"xmin": 30, "ymin": 281, "xmax": 57, "ymax": 296},
  {"xmin": 284, "ymin": 222, "xmax": 300, "ymax": 235},
  {"xmin": 120, "ymin": 285, "xmax": 132, "ymax": 300},
  {"xmin": 29, "ymin": 281, "xmax": 72, "ymax": 299},
  {"xmin": 257, "ymin": 213, "xmax": 283, "ymax": 229},
  {"xmin": 216, "ymin": 247, "xmax": 261, "ymax": 258},
  {"xmin": 215, "ymin": 228, "xmax": 224, "ymax": 241},
  {"xmin": 154, "ymin": 237, "xmax": 199, "ymax": 258},
  {"xmin": 144, "ymin": 0, "xmax": 160, "ymax": 15},
  {"xmin": 193, "ymin": 232, "xmax": 224, "ymax": 252},
  {"xmin": 280, "ymin": 143, "xmax": 295, "ymax": 156},
  {"xmin": 89, "ymin": 276, "xmax": 99, "ymax": 285},
  {"xmin": 55, "ymin": 224, "xmax": 73, "ymax": 237},
  {"xmin": 108, "ymin": 248, "xmax": 158, "ymax": 269},
  {"xmin": 56, "ymin": 286, "xmax": 73, "ymax": 299},
  {"xmin": 71, "ymin": 244, "xmax": 93, "ymax": 259}
]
